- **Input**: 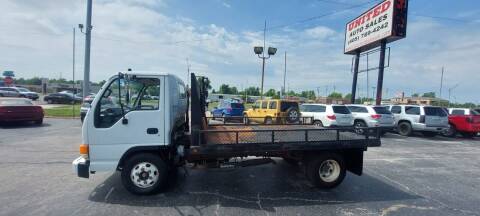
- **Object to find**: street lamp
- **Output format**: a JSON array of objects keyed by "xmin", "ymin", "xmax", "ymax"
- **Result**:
[{"xmin": 254, "ymin": 46, "xmax": 276, "ymax": 99}]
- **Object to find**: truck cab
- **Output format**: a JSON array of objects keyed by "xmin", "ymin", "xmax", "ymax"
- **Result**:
[{"xmin": 74, "ymin": 72, "xmax": 187, "ymax": 179}]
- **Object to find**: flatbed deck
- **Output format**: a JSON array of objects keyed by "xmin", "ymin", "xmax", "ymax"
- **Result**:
[{"xmin": 187, "ymin": 125, "xmax": 381, "ymax": 160}]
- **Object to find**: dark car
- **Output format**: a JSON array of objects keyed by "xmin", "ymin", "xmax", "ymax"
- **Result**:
[
  {"xmin": 0, "ymin": 98, "xmax": 44, "ymax": 124},
  {"xmin": 212, "ymin": 99, "xmax": 245, "ymax": 122},
  {"xmin": 44, "ymin": 93, "xmax": 82, "ymax": 104}
]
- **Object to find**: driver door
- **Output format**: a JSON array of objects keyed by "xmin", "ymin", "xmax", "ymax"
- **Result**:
[{"xmin": 86, "ymin": 75, "xmax": 165, "ymax": 172}]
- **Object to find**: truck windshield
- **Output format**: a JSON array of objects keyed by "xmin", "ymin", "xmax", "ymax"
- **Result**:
[
  {"xmin": 424, "ymin": 107, "xmax": 447, "ymax": 117},
  {"xmin": 373, "ymin": 106, "xmax": 392, "ymax": 114},
  {"xmin": 333, "ymin": 106, "xmax": 351, "ymax": 114}
]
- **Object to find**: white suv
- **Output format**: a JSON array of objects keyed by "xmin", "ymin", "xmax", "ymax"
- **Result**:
[
  {"xmin": 387, "ymin": 105, "xmax": 449, "ymax": 137},
  {"xmin": 300, "ymin": 104, "xmax": 354, "ymax": 127},
  {"xmin": 346, "ymin": 105, "xmax": 395, "ymax": 134}
]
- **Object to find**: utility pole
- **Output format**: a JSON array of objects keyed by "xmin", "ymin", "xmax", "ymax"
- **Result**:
[
  {"xmin": 439, "ymin": 67, "xmax": 444, "ymax": 99},
  {"xmin": 72, "ymin": 27, "xmax": 76, "ymax": 118},
  {"xmin": 282, "ymin": 51, "xmax": 287, "ymax": 98},
  {"xmin": 186, "ymin": 58, "xmax": 190, "ymax": 85},
  {"xmin": 82, "ymin": 0, "xmax": 93, "ymax": 98}
]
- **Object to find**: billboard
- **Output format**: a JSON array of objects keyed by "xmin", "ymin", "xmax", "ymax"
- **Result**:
[{"xmin": 344, "ymin": 0, "xmax": 408, "ymax": 54}]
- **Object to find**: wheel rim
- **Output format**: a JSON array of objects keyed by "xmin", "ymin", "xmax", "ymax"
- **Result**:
[
  {"xmin": 318, "ymin": 159, "xmax": 341, "ymax": 183},
  {"xmin": 314, "ymin": 121, "xmax": 322, "ymax": 127},
  {"xmin": 130, "ymin": 162, "xmax": 159, "ymax": 188},
  {"xmin": 355, "ymin": 122, "xmax": 365, "ymax": 134}
]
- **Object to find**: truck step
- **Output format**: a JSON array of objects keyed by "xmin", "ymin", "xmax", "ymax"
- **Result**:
[{"xmin": 221, "ymin": 158, "xmax": 275, "ymax": 168}]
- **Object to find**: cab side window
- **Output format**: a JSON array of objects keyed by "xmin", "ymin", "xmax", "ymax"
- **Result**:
[
  {"xmin": 269, "ymin": 101, "xmax": 277, "ymax": 109},
  {"xmin": 261, "ymin": 101, "xmax": 268, "ymax": 109},
  {"xmin": 95, "ymin": 77, "xmax": 160, "ymax": 128}
]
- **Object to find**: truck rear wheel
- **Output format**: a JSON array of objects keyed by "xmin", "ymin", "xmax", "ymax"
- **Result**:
[
  {"xmin": 121, "ymin": 153, "xmax": 168, "ymax": 195},
  {"xmin": 306, "ymin": 153, "xmax": 346, "ymax": 189}
]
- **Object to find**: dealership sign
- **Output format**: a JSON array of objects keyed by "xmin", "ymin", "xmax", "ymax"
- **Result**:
[{"xmin": 344, "ymin": 0, "xmax": 408, "ymax": 54}]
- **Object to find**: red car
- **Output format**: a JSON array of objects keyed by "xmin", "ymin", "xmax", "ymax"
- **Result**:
[
  {"xmin": 0, "ymin": 98, "xmax": 44, "ymax": 125},
  {"xmin": 444, "ymin": 108, "xmax": 480, "ymax": 138}
]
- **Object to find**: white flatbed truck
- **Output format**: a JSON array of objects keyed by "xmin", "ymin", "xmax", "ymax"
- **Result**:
[{"xmin": 73, "ymin": 72, "xmax": 381, "ymax": 195}]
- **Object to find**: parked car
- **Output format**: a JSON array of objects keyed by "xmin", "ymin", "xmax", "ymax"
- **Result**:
[
  {"xmin": 0, "ymin": 87, "xmax": 21, "ymax": 97},
  {"xmin": 300, "ymin": 104, "xmax": 354, "ymax": 127},
  {"xmin": 443, "ymin": 108, "xmax": 480, "ymax": 138},
  {"xmin": 0, "ymin": 98, "xmax": 44, "ymax": 124},
  {"xmin": 211, "ymin": 99, "xmax": 245, "ymax": 122},
  {"xmin": 244, "ymin": 99, "xmax": 300, "ymax": 124},
  {"xmin": 346, "ymin": 105, "xmax": 394, "ymax": 135},
  {"xmin": 387, "ymin": 105, "xmax": 449, "ymax": 137},
  {"xmin": 11, "ymin": 87, "xmax": 39, "ymax": 100},
  {"xmin": 44, "ymin": 93, "xmax": 82, "ymax": 104}
]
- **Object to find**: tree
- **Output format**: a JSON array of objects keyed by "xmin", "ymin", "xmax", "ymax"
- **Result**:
[
  {"xmin": 344, "ymin": 93, "xmax": 352, "ymax": 101},
  {"xmin": 265, "ymin": 89, "xmax": 277, "ymax": 97},
  {"xmin": 244, "ymin": 86, "xmax": 260, "ymax": 96},
  {"xmin": 300, "ymin": 90, "xmax": 316, "ymax": 100},
  {"xmin": 328, "ymin": 92, "xmax": 343, "ymax": 99},
  {"xmin": 411, "ymin": 93, "xmax": 419, "ymax": 97},
  {"xmin": 422, "ymin": 92, "xmax": 436, "ymax": 98}
]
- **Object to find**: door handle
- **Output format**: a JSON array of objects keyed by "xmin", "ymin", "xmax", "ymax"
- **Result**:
[{"xmin": 147, "ymin": 128, "xmax": 158, "ymax": 134}]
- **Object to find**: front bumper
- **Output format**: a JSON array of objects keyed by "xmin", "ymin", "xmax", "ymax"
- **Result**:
[{"xmin": 72, "ymin": 156, "xmax": 90, "ymax": 178}]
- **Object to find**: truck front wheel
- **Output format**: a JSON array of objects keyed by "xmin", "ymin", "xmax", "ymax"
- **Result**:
[
  {"xmin": 121, "ymin": 153, "xmax": 168, "ymax": 195},
  {"xmin": 306, "ymin": 153, "xmax": 346, "ymax": 189}
]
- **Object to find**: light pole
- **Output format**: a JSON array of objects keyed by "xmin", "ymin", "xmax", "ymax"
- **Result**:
[
  {"xmin": 80, "ymin": 0, "xmax": 93, "ymax": 98},
  {"xmin": 254, "ymin": 21, "xmax": 277, "ymax": 99}
]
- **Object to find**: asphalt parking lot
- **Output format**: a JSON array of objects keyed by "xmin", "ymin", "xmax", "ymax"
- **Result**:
[{"xmin": 1, "ymin": 119, "xmax": 480, "ymax": 216}]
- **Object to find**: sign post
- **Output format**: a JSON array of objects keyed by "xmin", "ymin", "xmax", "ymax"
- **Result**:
[{"xmin": 344, "ymin": 0, "xmax": 408, "ymax": 104}]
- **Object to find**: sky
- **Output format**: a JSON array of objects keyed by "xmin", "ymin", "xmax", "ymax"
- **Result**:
[{"xmin": 1, "ymin": 0, "xmax": 479, "ymax": 103}]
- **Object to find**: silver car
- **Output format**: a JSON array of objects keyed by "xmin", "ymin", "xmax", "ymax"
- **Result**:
[
  {"xmin": 387, "ymin": 105, "xmax": 449, "ymax": 137},
  {"xmin": 346, "ymin": 105, "xmax": 395, "ymax": 135},
  {"xmin": 0, "ymin": 87, "xmax": 21, "ymax": 97}
]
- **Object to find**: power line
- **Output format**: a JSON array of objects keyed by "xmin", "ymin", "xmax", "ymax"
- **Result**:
[{"xmin": 265, "ymin": 0, "xmax": 381, "ymax": 31}]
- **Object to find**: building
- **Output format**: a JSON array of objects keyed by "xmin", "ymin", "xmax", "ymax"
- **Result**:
[
  {"xmin": 315, "ymin": 97, "xmax": 350, "ymax": 105},
  {"xmin": 390, "ymin": 97, "xmax": 448, "ymax": 105}
]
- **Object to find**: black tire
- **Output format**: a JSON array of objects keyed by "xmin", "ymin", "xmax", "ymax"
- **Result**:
[
  {"xmin": 313, "ymin": 120, "xmax": 323, "ymax": 127},
  {"xmin": 354, "ymin": 121, "xmax": 367, "ymax": 135},
  {"xmin": 283, "ymin": 157, "xmax": 299, "ymax": 166},
  {"xmin": 121, "ymin": 153, "xmax": 168, "ymax": 195},
  {"xmin": 222, "ymin": 114, "xmax": 227, "ymax": 124},
  {"xmin": 243, "ymin": 114, "xmax": 249, "ymax": 124},
  {"xmin": 461, "ymin": 132, "xmax": 476, "ymax": 138},
  {"xmin": 285, "ymin": 107, "xmax": 300, "ymax": 123},
  {"xmin": 422, "ymin": 131, "xmax": 437, "ymax": 137},
  {"xmin": 264, "ymin": 117, "xmax": 273, "ymax": 124},
  {"xmin": 443, "ymin": 124, "xmax": 456, "ymax": 137},
  {"xmin": 34, "ymin": 119, "xmax": 43, "ymax": 125},
  {"xmin": 0, "ymin": 93, "xmax": 3, "ymax": 97},
  {"xmin": 306, "ymin": 153, "xmax": 346, "ymax": 189},
  {"xmin": 397, "ymin": 122, "xmax": 412, "ymax": 136}
]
